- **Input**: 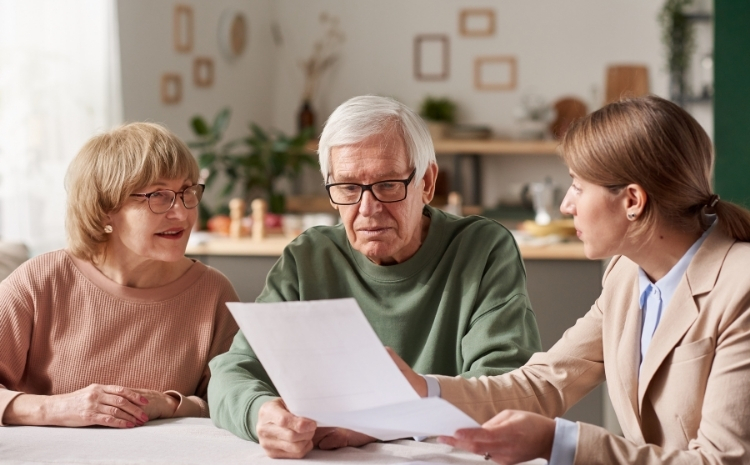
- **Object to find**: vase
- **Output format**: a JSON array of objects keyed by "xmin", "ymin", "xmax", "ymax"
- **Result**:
[{"xmin": 297, "ymin": 100, "xmax": 315, "ymax": 134}]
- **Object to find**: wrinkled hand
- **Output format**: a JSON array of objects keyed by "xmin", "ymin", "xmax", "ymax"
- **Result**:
[
  {"xmin": 386, "ymin": 347, "xmax": 427, "ymax": 397},
  {"xmin": 257, "ymin": 398, "xmax": 317, "ymax": 459},
  {"xmin": 313, "ymin": 427, "xmax": 376, "ymax": 450},
  {"xmin": 438, "ymin": 410, "xmax": 555, "ymax": 464},
  {"xmin": 129, "ymin": 389, "xmax": 179, "ymax": 420},
  {"xmin": 42, "ymin": 384, "xmax": 150, "ymax": 428}
]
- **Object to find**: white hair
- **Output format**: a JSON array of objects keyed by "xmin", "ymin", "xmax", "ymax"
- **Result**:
[{"xmin": 318, "ymin": 95, "xmax": 436, "ymax": 182}]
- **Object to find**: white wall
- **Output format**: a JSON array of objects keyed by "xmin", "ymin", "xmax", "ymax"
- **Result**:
[
  {"xmin": 117, "ymin": 0, "xmax": 712, "ymax": 208},
  {"xmin": 118, "ymin": 0, "xmax": 276, "ymax": 142},
  {"xmin": 268, "ymin": 0, "xmax": 673, "ymax": 206}
]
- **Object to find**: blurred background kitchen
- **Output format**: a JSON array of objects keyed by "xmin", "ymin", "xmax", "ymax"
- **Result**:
[{"xmin": 1, "ymin": 0, "xmax": 748, "ymax": 434}]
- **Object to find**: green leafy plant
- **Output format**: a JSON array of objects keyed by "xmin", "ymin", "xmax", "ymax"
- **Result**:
[
  {"xmin": 419, "ymin": 96, "xmax": 457, "ymax": 123},
  {"xmin": 659, "ymin": 0, "xmax": 696, "ymax": 104},
  {"xmin": 189, "ymin": 108, "xmax": 318, "ymax": 218}
]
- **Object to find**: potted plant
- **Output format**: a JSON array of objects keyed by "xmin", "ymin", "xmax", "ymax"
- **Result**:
[
  {"xmin": 659, "ymin": 0, "xmax": 696, "ymax": 106},
  {"xmin": 189, "ymin": 108, "xmax": 318, "ymax": 224},
  {"xmin": 419, "ymin": 96, "xmax": 456, "ymax": 140}
]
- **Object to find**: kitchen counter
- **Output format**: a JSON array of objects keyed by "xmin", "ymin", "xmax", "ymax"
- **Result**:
[{"xmin": 186, "ymin": 233, "xmax": 588, "ymax": 260}]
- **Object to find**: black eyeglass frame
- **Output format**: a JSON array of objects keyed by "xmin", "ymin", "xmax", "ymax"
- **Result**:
[
  {"xmin": 130, "ymin": 184, "xmax": 205, "ymax": 214},
  {"xmin": 325, "ymin": 169, "xmax": 417, "ymax": 205}
]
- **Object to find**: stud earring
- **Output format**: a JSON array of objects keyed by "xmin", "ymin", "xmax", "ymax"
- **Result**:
[
  {"xmin": 627, "ymin": 213, "xmax": 636, "ymax": 220},
  {"xmin": 104, "ymin": 225, "xmax": 113, "ymax": 234}
]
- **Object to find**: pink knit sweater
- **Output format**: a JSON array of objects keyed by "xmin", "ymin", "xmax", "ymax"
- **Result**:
[{"xmin": 0, "ymin": 250, "xmax": 239, "ymax": 425}]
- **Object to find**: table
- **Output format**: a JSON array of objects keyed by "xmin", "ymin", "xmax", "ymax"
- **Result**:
[{"xmin": 0, "ymin": 418, "xmax": 546, "ymax": 465}]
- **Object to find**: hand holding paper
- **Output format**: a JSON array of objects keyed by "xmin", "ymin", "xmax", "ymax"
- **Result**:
[{"xmin": 226, "ymin": 298, "xmax": 479, "ymax": 441}]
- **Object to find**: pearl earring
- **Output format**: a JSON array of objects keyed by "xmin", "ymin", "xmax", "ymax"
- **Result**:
[{"xmin": 104, "ymin": 225, "xmax": 113, "ymax": 234}]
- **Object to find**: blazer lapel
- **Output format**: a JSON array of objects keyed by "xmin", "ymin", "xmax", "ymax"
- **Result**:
[
  {"xmin": 616, "ymin": 278, "xmax": 644, "ymax": 434},
  {"xmin": 637, "ymin": 228, "xmax": 735, "ymax": 409},
  {"xmin": 637, "ymin": 282, "xmax": 698, "ymax": 407}
]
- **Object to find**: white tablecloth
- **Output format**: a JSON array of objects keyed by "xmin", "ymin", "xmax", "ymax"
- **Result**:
[{"xmin": 0, "ymin": 418, "xmax": 547, "ymax": 465}]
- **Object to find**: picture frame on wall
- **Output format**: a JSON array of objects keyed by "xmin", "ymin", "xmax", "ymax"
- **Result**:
[
  {"xmin": 174, "ymin": 4, "xmax": 194, "ymax": 53},
  {"xmin": 474, "ymin": 56, "xmax": 517, "ymax": 91},
  {"xmin": 193, "ymin": 57, "xmax": 214, "ymax": 87},
  {"xmin": 414, "ymin": 34, "xmax": 450, "ymax": 81},
  {"xmin": 161, "ymin": 73, "xmax": 183, "ymax": 104},
  {"xmin": 218, "ymin": 9, "xmax": 248, "ymax": 60},
  {"xmin": 459, "ymin": 9, "xmax": 496, "ymax": 37}
]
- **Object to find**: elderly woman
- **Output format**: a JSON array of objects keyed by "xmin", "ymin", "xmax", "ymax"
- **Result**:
[
  {"xmin": 0, "ymin": 122, "xmax": 238, "ymax": 428},
  {"xmin": 393, "ymin": 95, "xmax": 750, "ymax": 464}
]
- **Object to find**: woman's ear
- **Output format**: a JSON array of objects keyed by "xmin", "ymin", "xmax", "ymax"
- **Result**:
[{"xmin": 623, "ymin": 183, "xmax": 647, "ymax": 218}]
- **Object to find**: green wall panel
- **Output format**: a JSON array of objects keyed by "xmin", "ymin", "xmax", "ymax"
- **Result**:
[{"xmin": 715, "ymin": 1, "xmax": 750, "ymax": 208}]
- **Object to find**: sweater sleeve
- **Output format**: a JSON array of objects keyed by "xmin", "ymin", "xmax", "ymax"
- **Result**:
[
  {"xmin": 208, "ymin": 248, "xmax": 299, "ymax": 442},
  {"xmin": 459, "ymin": 225, "xmax": 542, "ymax": 378},
  {"xmin": 0, "ymin": 275, "xmax": 34, "ymax": 425},
  {"xmin": 172, "ymin": 274, "xmax": 240, "ymax": 419}
]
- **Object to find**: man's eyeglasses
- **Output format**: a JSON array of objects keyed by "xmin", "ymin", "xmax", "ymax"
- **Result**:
[
  {"xmin": 325, "ymin": 169, "xmax": 416, "ymax": 205},
  {"xmin": 130, "ymin": 184, "xmax": 205, "ymax": 214}
]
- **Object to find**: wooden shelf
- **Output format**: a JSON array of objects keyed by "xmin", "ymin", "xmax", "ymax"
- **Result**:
[
  {"xmin": 433, "ymin": 139, "xmax": 559, "ymax": 155},
  {"xmin": 306, "ymin": 139, "xmax": 559, "ymax": 156}
]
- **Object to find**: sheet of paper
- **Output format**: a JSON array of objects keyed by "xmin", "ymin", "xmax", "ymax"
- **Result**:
[{"xmin": 226, "ymin": 299, "xmax": 479, "ymax": 440}]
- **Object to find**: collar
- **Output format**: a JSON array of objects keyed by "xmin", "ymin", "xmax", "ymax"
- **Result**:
[{"xmin": 638, "ymin": 222, "xmax": 715, "ymax": 307}]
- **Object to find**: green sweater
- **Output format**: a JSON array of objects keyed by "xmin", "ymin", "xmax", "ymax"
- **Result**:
[{"xmin": 208, "ymin": 206, "xmax": 541, "ymax": 441}]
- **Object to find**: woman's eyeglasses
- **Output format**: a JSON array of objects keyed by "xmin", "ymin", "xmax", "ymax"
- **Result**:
[{"xmin": 130, "ymin": 184, "xmax": 205, "ymax": 214}]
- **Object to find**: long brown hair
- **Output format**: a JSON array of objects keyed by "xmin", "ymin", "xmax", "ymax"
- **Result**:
[{"xmin": 561, "ymin": 95, "xmax": 750, "ymax": 242}]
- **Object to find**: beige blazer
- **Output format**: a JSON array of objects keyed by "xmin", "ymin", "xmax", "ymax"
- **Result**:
[{"xmin": 435, "ymin": 229, "xmax": 750, "ymax": 464}]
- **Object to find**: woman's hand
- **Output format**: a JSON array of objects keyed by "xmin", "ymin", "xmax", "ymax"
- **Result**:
[
  {"xmin": 4, "ymin": 384, "xmax": 150, "ymax": 428},
  {"xmin": 438, "ymin": 410, "xmax": 556, "ymax": 464},
  {"xmin": 129, "ymin": 389, "xmax": 179, "ymax": 420},
  {"xmin": 385, "ymin": 347, "xmax": 427, "ymax": 397}
]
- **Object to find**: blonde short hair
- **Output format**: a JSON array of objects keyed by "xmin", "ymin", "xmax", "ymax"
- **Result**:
[{"xmin": 65, "ymin": 122, "xmax": 199, "ymax": 262}]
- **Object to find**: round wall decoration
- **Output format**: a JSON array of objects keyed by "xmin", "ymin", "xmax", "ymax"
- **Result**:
[{"xmin": 218, "ymin": 9, "xmax": 247, "ymax": 60}]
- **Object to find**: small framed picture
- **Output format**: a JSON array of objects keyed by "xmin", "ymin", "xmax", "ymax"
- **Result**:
[
  {"xmin": 459, "ymin": 9, "xmax": 495, "ymax": 37},
  {"xmin": 161, "ymin": 73, "xmax": 182, "ymax": 104},
  {"xmin": 193, "ymin": 57, "xmax": 214, "ymax": 87},
  {"xmin": 174, "ymin": 4, "xmax": 194, "ymax": 53},
  {"xmin": 414, "ymin": 34, "xmax": 450, "ymax": 81},
  {"xmin": 474, "ymin": 56, "xmax": 517, "ymax": 91}
]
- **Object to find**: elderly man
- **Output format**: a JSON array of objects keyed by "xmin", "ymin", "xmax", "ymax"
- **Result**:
[{"xmin": 208, "ymin": 95, "xmax": 541, "ymax": 458}]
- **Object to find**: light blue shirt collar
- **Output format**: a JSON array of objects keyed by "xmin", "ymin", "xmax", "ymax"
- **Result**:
[{"xmin": 638, "ymin": 222, "xmax": 715, "ymax": 305}]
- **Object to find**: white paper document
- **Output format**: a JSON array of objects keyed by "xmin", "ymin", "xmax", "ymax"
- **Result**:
[{"xmin": 227, "ymin": 298, "xmax": 479, "ymax": 441}]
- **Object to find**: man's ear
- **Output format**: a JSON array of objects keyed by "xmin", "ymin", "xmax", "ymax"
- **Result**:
[{"xmin": 421, "ymin": 163, "xmax": 438, "ymax": 204}]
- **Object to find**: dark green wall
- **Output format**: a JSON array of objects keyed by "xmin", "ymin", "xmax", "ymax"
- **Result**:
[{"xmin": 714, "ymin": 1, "xmax": 750, "ymax": 208}]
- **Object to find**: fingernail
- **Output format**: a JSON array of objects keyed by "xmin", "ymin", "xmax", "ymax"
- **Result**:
[
  {"xmin": 140, "ymin": 396, "xmax": 149, "ymax": 404},
  {"xmin": 141, "ymin": 413, "xmax": 149, "ymax": 421},
  {"xmin": 126, "ymin": 422, "xmax": 135, "ymax": 428}
]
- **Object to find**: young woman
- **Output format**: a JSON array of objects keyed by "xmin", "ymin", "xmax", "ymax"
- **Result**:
[
  {"xmin": 393, "ymin": 95, "xmax": 750, "ymax": 464},
  {"xmin": 0, "ymin": 123, "xmax": 239, "ymax": 428}
]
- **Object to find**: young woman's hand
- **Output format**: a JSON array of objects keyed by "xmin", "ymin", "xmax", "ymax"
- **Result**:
[
  {"xmin": 3, "ymin": 384, "xmax": 150, "ymax": 428},
  {"xmin": 438, "ymin": 410, "xmax": 556, "ymax": 464}
]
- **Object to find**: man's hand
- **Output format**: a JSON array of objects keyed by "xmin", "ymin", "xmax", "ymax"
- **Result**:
[
  {"xmin": 438, "ymin": 410, "xmax": 556, "ymax": 463},
  {"xmin": 257, "ymin": 398, "xmax": 317, "ymax": 459},
  {"xmin": 313, "ymin": 427, "xmax": 376, "ymax": 450},
  {"xmin": 386, "ymin": 347, "xmax": 427, "ymax": 397}
]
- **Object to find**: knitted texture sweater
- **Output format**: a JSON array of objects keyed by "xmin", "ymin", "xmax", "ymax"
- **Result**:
[{"xmin": 0, "ymin": 250, "xmax": 239, "ymax": 424}]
